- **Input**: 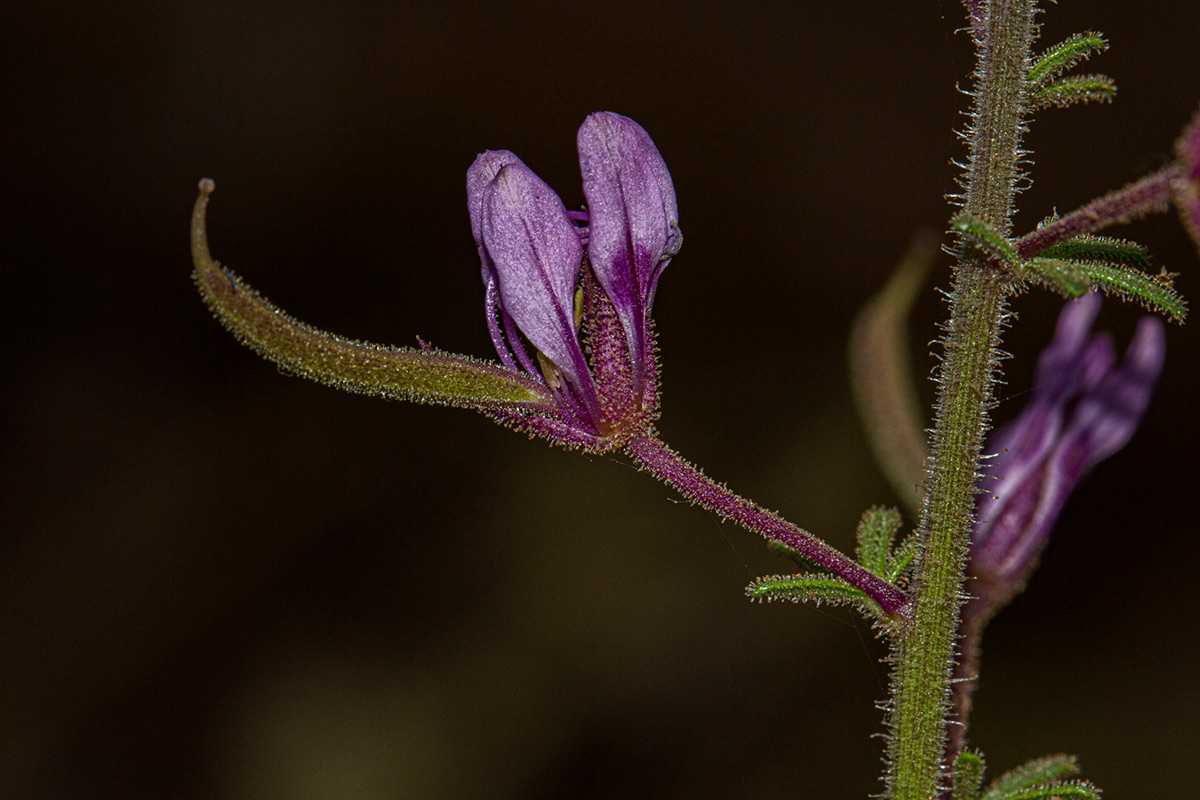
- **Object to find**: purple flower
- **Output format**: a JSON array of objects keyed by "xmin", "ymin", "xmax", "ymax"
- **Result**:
[
  {"xmin": 970, "ymin": 292, "xmax": 1165, "ymax": 606},
  {"xmin": 467, "ymin": 112, "xmax": 679, "ymax": 447}
]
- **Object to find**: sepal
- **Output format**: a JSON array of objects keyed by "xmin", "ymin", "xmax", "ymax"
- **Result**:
[{"xmin": 191, "ymin": 180, "xmax": 556, "ymax": 412}]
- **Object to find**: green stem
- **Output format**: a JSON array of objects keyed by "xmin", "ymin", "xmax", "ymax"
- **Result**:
[{"xmin": 886, "ymin": 2, "xmax": 1035, "ymax": 797}]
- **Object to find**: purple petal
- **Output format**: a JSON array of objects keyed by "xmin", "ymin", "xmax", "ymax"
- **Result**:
[
  {"xmin": 468, "ymin": 150, "xmax": 528, "ymax": 283},
  {"xmin": 480, "ymin": 162, "xmax": 594, "ymax": 406},
  {"xmin": 578, "ymin": 112, "xmax": 679, "ymax": 391}
]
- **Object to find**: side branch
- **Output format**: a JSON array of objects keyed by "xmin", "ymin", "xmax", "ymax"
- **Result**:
[{"xmin": 625, "ymin": 432, "xmax": 910, "ymax": 619}]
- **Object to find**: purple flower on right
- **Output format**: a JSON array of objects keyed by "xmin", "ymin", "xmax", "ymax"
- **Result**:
[{"xmin": 969, "ymin": 291, "xmax": 1166, "ymax": 610}]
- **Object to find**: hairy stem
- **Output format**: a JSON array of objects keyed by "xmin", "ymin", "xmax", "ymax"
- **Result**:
[
  {"xmin": 624, "ymin": 432, "xmax": 910, "ymax": 618},
  {"xmin": 1015, "ymin": 166, "xmax": 1180, "ymax": 257},
  {"xmin": 886, "ymin": 2, "xmax": 1034, "ymax": 797}
]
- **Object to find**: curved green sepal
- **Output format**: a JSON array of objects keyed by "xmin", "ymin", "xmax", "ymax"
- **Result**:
[
  {"xmin": 1028, "ymin": 74, "xmax": 1116, "ymax": 111},
  {"xmin": 856, "ymin": 506, "xmax": 903, "ymax": 576},
  {"xmin": 1027, "ymin": 32, "xmax": 1108, "ymax": 88},
  {"xmin": 984, "ymin": 781, "xmax": 1097, "ymax": 800},
  {"xmin": 951, "ymin": 213, "xmax": 1020, "ymax": 267},
  {"xmin": 981, "ymin": 754, "xmax": 1080, "ymax": 800},
  {"xmin": 849, "ymin": 231, "xmax": 936, "ymax": 515},
  {"xmin": 190, "ymin": 180, "xmax": 556, "ymax": 411},
  {"xmin": 953, "ymin": 750, "xmax": 986, "ymax": 800},
  {"xmin": 1040, "ymin": 235, "xmax": 1150, "ymax": 268}
]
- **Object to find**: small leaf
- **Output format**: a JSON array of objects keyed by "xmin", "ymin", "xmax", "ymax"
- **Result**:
[
  {"xmin": 1040, "ymin": 235, "xmax": 1150, "ymax": 268},
  {"xmin": 951, "ymin": 213, "xmax": 1020, "ymax": 267},
  {"xmin": 1028, "ymin": 74, "xmax": 1116, "ymax": 111},
  {"xmin": 1027, "ymin": 32, "xmax": 1108, "ymax": 88},
  {"xmin": 985, "ymin": 781, "xmax": 1098, "ymax": 800},
  {"xmin": 190, "ymin": 180, "xmax": 557, "ymax": 411},
  {"xmin": 953, "ymin": 750, "xmax": 986, "ymax": 800},
  {"xmin": 1075, "ymin": 260, "xmax": 1187, "ymax": 322},
  {"xmin": 856, "ymin": 506, "xmax": 903, "ymax": 575},
  {"xmin": 766, "ymin": 542, "xmax": 834, "ymax": 575},
  {"xmin": 746, "ymin": 573, "xmax": 879, "ymax": 616},
  {"xmin": 884, "ymin": 532, "xmax": 920, "ymax": 582},
  {"xmin": 1023, "ymin": 258, "xmax": 1091, "ymax": 297},
  {"xmin": 981, "ymin": 754, "xmax": 1080, "ymax": 800}
]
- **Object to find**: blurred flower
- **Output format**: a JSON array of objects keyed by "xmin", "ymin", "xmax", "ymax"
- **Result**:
[
  {"xmin": 1174, "ymin": 104, "xmax": 1200, "ymax": 256},
  {"xmin": 969, "ymin": 292, "xmax": 1165, "ymax": 607}
]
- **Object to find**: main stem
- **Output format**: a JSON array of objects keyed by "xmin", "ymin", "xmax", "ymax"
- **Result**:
[{"xmin": 887, "ymin": 2, "xmax": 1034, "ymax": 798}]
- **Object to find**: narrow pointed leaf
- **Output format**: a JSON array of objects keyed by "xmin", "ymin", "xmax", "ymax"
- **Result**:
[
  {"xmin": 746, "ymin": 573, "xmax": 878, "ymax": 615},
  {"xmin": 856, "ymin": 506, "xmax": 903, "ymax": 575},
  {"xmin": 1023, "ymin": 258, "xmax": 1091, "ymax": 298},
  {"xmin": 951, "ymin": 213, "xmax": 1020, "ymax": 266},
  {"xmin": 885, "ymin": 532, "xmax": 920, "ymax": 582},
  {"xmin": 985, "ymin": 781, "xmax": 1097, "ymax": 800},
  {"xmin": 953, "ymin": 750, "xmax": 986, "ymax": 800},
  {"xmin": 1040, "ymin": 235, "xmax": 1150, "ymax": 268},
  {"xmin": 981, "ymin": 754, "xmax": 1080, "ymax": 800},
  {"xmin": 1075, "ymin": 260, "xmax": 1187, "ymax": 321},
  {"xmin": 765, "ymin": 541, "xmax": 834, "ymax": 575},
  {"xmin": 191, "ymin": 180, "xmax": 555, "ymax": 411},
  {"xmin": 1028, "ymin": 74, "xmax": 1116, "ymax": 110},
  {"xmin": 1027, "ymin": 32, "xmax": 1108, "ymax": 88}
]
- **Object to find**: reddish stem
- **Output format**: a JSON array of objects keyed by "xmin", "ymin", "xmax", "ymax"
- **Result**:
[{"xmin": 624, "ymin": 432, "xmax": 910, "ymax": 619}]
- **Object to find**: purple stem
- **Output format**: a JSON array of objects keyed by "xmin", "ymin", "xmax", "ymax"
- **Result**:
[
  {"xmin": 625, "ymin": 432, "xmax": 910, "ymax": 619},
  {"xmin": 1016, "ymin": 166, "xmax": 1179, "ymax": 258}
]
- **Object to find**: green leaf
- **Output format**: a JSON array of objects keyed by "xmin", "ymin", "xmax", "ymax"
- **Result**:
[
  {"xmin": 984, "ymin": 781, "xmax": 1098, "ymax": 800},
  {"xmin": 1027, "ymin": 32, "xmax": 1108, "ymax": 88},
  {"xmin": 1075, "ymin": 260, "xmax": 1187, "ymax": 322},
  {"xmin": 765, "ymin": 542, "xmax": 834, "ymax": 575},
  {"xmin": 190, "ymin": 180, "xmax": 556, "ymax": 412},
  {"xmin": 856, "ymin": 506, "xmax": 903, "ymax": 575},
  {"xmin": 1022, "ymin": 258, "xmax": 1091, "ymax": 297},
  {"xmin": 884, "ymin": 532, "xmax": 920, "ymax": 583},
  {"xmin": 1028, "ymin": 74, "xmax": 1116, "ymax": 110},
  {"xmin": 953, "ymin": 750, "xmax": 986, "ymax": 800},
  {"xmin": 1040, "ymin": 235, "xmax": 1150, "ymax": 268},
  {"xmin": 981, "ymin": 754, "xmax": 1080, "ymax": 800},
  {"xmin": 746, "ymin": 573, "xmax": 878, "ymax": 615},
  {"xmin": 950, "ymin": 213, "xmax": 1020, "ymax": 267}
]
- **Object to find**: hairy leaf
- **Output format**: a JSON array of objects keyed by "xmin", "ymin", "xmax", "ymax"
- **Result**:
[
  {"xmin": 856, "ymin": 506, "xmax": 903, "ymax": 575},
  {"xmin": 1040, "ymin": 235, "xmax": 1150, "ymax": 268},
  {"xmin": 953, "ymin": 750, "xmax": 986, "ymax": 800},
  {"xmin": 981, "ymin": 754, "xmax": 1080, "ymax": 800},
  {"xmin": 951, "ymin": 213, "xmax": 1020, "ymax": 266},
  {"xmin": 984, "ymin": 781, "xmax": 1097, "ymax": 800},
  {"xmin": 1027, "ymin": 32, "xmax": 1108, "ymax": 88}
]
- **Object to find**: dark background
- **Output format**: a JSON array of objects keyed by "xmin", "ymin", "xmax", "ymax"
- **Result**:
[{"xmin": 3, "ymin": 2, "xmax": 1198, "ymax": 798}]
